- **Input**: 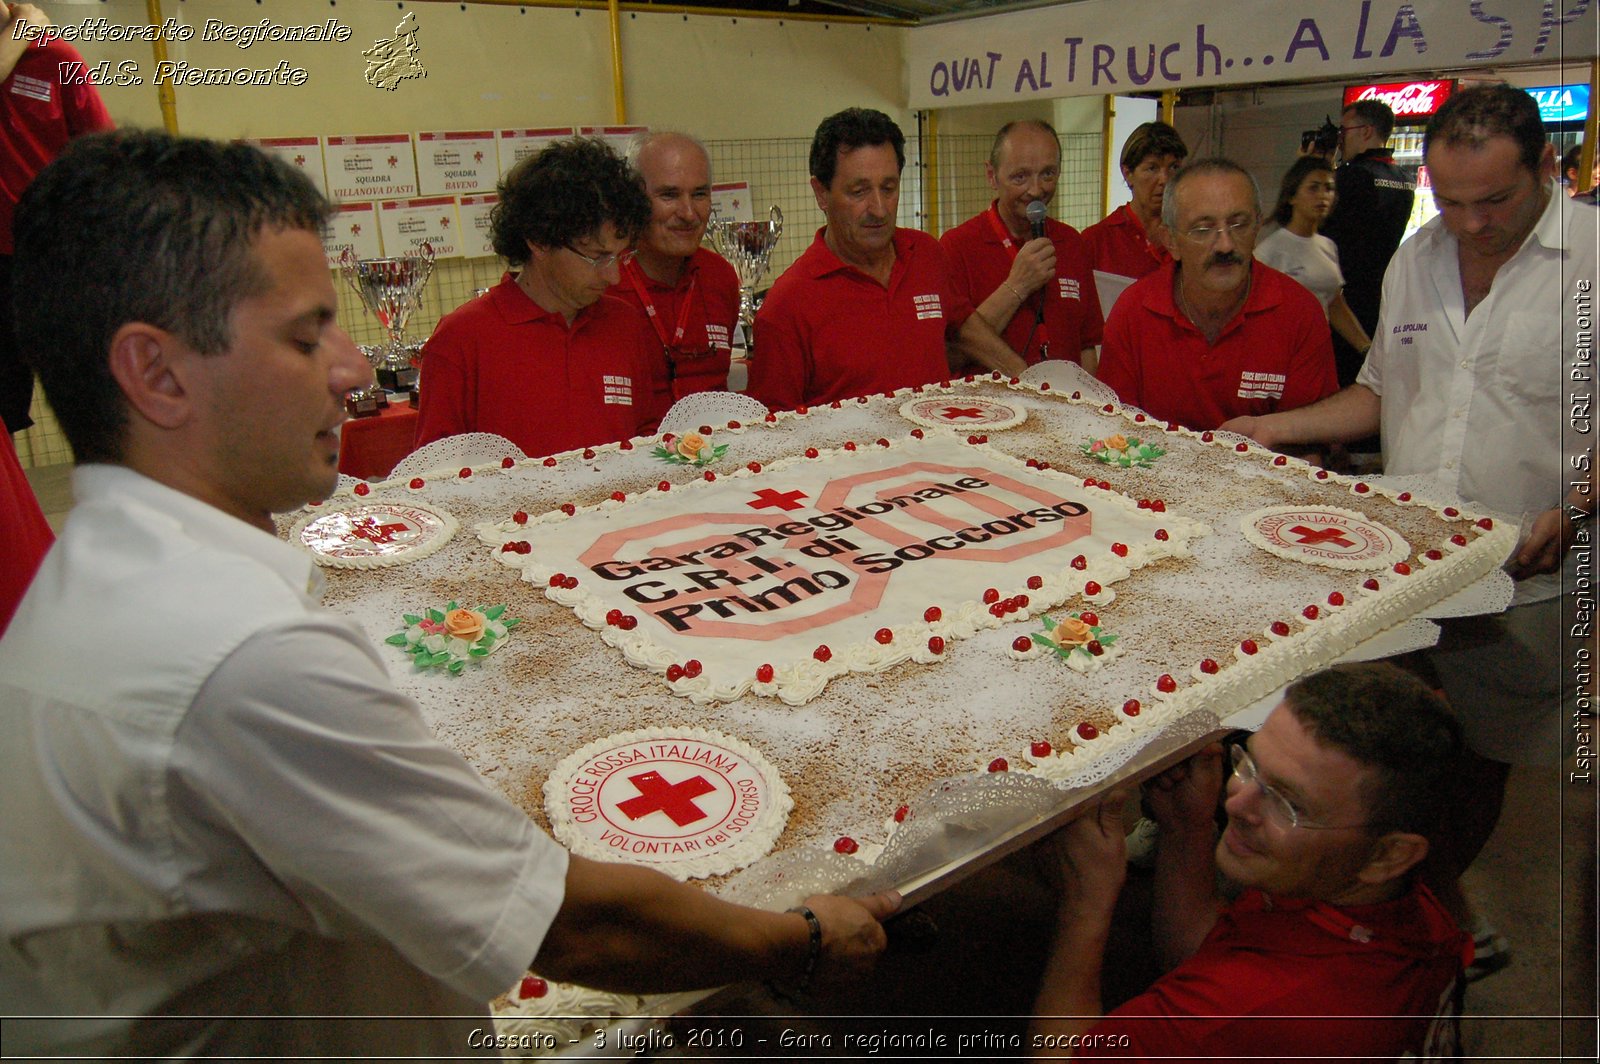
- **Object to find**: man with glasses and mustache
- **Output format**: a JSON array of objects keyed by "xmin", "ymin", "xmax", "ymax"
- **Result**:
[
  {"xmin": 1096, "ymin": 157, "xmax": 1339, "ymax": 432},
  {"xmin": 1030, "ymin": 664, "xmax": 1471, "ymax": 1059},
  {"xmin": 414, "ymin": 138, "xmax": 668, "ymax": 457}
]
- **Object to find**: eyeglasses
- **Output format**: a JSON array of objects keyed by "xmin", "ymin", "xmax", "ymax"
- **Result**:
[
  {"xmin": 1229, "ymin": 744, "xmax": 1366, "ymax": 831},
  {"xmin": 564, "ymin": 244, "xmax": 634, "ymax": 271},
  {"xmin": 1339, "ymin": 124, "xmax": 1371, "ymax": 136},
  {"xmin": 1176, "ymin": 217, "xmax": 1258, "ymax": 245}
]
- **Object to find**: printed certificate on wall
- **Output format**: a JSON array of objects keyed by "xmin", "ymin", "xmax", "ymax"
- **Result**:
[
  {"xmin": 416, "ymin": 131, "xmax": 498, "ymax": 196},
  {"xmin": 325, "ymin": 133, "xmax": 419, "ymax": 202},
  {"xmin": 378, "ymin": 196, "xmax": 461, "ymax": 259}
]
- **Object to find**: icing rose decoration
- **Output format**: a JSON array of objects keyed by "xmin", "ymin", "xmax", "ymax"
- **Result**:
[
  {"xmin": 1081, "ymin": 434, "xmax": 1166, "ymax": 468},
  {"xmin": 1104, "ymin": 433, "xmax": 1129, "ymax": 451},
  {"xmin": 444, "ymin": 607, "xmax": 487, "ymax": 644},
  {"xmin": 1030, "ymin": 611, "xmax": 1120, "ymax": 672},
  {"xmin": 675, "ymin": 432, "xmax": 707, "ymax": 462},
  {"xmin": 1048, "ymin": 615, "xmax": 1094, "ymax": 645}
]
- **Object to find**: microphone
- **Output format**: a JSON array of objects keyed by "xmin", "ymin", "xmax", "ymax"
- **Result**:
[{"xmin": 1026, "ymin": 199, "xmax": 1048, "ymax": 240}]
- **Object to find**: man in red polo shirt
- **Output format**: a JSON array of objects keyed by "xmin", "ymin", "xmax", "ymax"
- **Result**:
[
  {"xmin": 1096, "ymin": 157, "xmax": 1337, "ymax": 432},
  {"xmin": 415, "ymin": 138, "xmax": 667, "ymax": 458},
  {"xmin": 748, "ymin": 108, "xmax": 1026, "ymax": 411},
  {"xmin": 610, "ymin": 131, "xmax": 739, "ymax": 400},
  {"xmin": 0, "ymin": 3, "xmax": 114, "ymax": 433},
  {"xmin": 1082, "ymin": 122, "xmax": 1187, "ymax": 297},
  {"xmin": 1031, "ymin": 664, "xmax": 1470, "ymax": 1060},
  {"xmin": 940, "ymin": 120, "xmax": 1102, "ymax": 372}
]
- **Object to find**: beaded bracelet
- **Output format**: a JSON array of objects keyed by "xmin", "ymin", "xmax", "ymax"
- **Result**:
[{"xmin": 787, "ymin": 905, "xmax": 823, "ymax": 992}]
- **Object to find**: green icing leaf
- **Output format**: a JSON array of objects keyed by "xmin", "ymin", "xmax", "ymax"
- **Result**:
[
  {"xmin": 426, "ymin": 608, "xmax": 445, "ymax": 623},
  {"xmin": 448, "ymin": 660, "xmax": 465, "ymax": 674},
  {"xmin": 385, "ymin": 633, "xmax": 409, "ymax": 646},
  {"xmin": 503, "ymin": 617, "xmax": 522, "ymax": 629},
  {"xmin": 469, "ymin": 647, "xmax": 489, "ymax": 658},
  {"xmin": 402, "ymin": 613, "xmax": 421, "ymax": 626},
  {"xmin": 483, "ymin": 604, "xmax": 506, "ymax": 621}
]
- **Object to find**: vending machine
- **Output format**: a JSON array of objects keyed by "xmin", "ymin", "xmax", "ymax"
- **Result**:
[{"xmin": 1341, "ymin": 78, "xmax": 1457, "ymax": 243}]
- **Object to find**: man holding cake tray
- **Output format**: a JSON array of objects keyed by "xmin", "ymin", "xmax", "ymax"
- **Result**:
[
  {"xmin": 1223, "ymin": 83, "xmax": 1596, "ymax": 973},
  {"xmin": 1031, "ymin": 664, "xmax": 1471, "ymax": 1059},
  {"xmin": 0, "ymin": 130, "xmax": 898, "ymax": 1059},
  {"xmin": 748, "ymin": 107, "xmax": 1028, "ymax": 410}
]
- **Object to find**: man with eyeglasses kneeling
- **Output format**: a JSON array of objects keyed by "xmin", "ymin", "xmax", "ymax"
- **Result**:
[
  {"xmin": 414, "ymin": 138, "xmax": 669, "ymax": 458},
  {"xmin": 1030, "ymin": 663, "xmax": 1471, "ymax": 1060},
  {"xmin": 1096, "ymin": 157, "xmax": 1339, "ymax": 433}
]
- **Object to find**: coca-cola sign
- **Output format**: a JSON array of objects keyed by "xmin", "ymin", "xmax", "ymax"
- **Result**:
[{"xmin": 1342, "ymin": 80, "xmax": 1456, "ymax": 118}]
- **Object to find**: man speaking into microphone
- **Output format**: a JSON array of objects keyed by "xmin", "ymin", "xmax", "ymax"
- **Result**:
[{"xmin": 941, "ymin": 120, "xmax": 1103, "ymax": 371}]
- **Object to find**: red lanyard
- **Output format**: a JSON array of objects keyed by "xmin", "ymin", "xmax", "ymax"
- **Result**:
[
  {"xmin": 984, "ymin": 203, "xmax": 1051, "ymax": 360},
  {"xmin": 622, "ymin": 258, "xmax": 699, "ymax": 352}
]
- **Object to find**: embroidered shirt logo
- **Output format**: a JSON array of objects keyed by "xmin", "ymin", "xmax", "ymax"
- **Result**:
[
  {"xmin": 912, "ymin": 293, "xmax": 943, "ymax": 321},
  {"xmin": 706, "ymin": 323, "xmax": 731, "ymax": 351},
  {"xmin": 10, "ymin": 75, "xmax": 54, "ymax": 104},
  {"xmin": 1392, "ymin": 321, "xmax": 1427, "ymax": 347},
  {"xmin": 1057, "ymin": 277, "xmax": 1080, "ymax": 300},
  {"xmin": 1236, "ymin": 370, "xmax": 1286, "ymax": 401},
  {"xmin": 602, "ymin": 374, "xmax": 634, "ymax": 406}
]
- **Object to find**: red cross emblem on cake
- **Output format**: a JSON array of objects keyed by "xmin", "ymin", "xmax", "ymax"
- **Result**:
[
  {"xmin": 747, "ymin": 487, "xmax": 808, "ymax": 511},
  {"xmin": 1242, "ymin": 506, "xmax": 1410, "ymax": 570},
  {"xmin": 616, "ymin": 770, "xmax": 715, "ymax": 826},
  {"xmin": 899, "ymin": 395, "xmax": 1025, "ymax": 430}
]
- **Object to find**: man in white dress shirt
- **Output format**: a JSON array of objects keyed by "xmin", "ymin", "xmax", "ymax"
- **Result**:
[
  {"xmin": 1222, "ymin": 84, "xmax": 1595, "ymax": 956},
  {"xmin": 0, "ymin": 130, "xmax": 895, "ymax": 1058}
]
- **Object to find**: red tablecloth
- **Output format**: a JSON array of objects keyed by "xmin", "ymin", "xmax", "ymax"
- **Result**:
[{"xmin": 338, "ymin": 401, "xmax": 418, "ymax": 481}]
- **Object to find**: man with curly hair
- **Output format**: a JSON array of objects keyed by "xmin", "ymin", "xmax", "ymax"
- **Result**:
[
  {"xmin": 749, "ymin": 108, "xmax": 1027, "ymax": 410},
  {"xmin": 414, "ymin": 138, "xmax": 668, "ymax": 457}
]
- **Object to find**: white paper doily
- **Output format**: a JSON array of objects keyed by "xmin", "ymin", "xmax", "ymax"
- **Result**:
[
  {"xmin": 389, "ymin": 432, "xmax": 526, "ymax": 480},
  {"xmin": 659, "ymin": 392, "xmax": 771, "ymax": 435},
  {"xmin": 1019, "ymin": 360, "xmax": 1117, "ymax": 405}
]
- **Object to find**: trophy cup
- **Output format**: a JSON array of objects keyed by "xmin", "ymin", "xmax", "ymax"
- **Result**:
[
  {"xmin": 706, "ymin": 206, "xmax": 782, "ymax": 352},
  {"xmin": 340, "ymin": 243, "xmax": 436, "ymax": 394}
]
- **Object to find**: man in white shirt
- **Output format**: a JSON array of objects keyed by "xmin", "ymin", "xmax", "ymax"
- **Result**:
[
  {"xmin": 0, "ymin": 130, "xmax": 896, "ymax": 1058},
  {"xmin": 1221, "ymin": 84, "xmax": 1595, "ymax": 953}
]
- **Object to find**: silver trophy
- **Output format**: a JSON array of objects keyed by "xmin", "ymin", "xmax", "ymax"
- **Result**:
[
  {"xmin": 706, "ymin": 206, "xmax": 782, "ymax": 352},
  {"xmin": 340, "ymin": 243, "xmax": 436, "ymax": 393}
]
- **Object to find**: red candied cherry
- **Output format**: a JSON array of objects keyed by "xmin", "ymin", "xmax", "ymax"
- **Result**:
[
  {"xmin": 747, "ymin": 461, "xmax": 763, "ymax": 473},
  {"xmin": 499, "ymin": 542, "xmax": 519, "ymax": 554},
  {"xmin": 683, "ymin": 659, "xmax": 703, "ymax": 679},
  {"xmin": 1303, "ymin": 605, "xmax": 1320, "ymax": 620},
  {"xmin": 764, "ymin": 413, "xmax": 777, "ymax": 423},
  {"xmin": 1083, "ymin": 477, "xmax": 1098, "ymax": 488},
  {"xmin": 1087, "ymin": 640, "xmax": 1104, "ymax": 656},
  {"xmin": 1137, "ymin": 498, "xmax": 1151, "ymax": 509},
  {"xmin": 661, "ymin": 433, "xmax": 676, "ymax": 444},
  {"xmin": 917, "ymin": 606, "xmax": 941, "ymax": 626},
  {"xmin": 1072, "ymin": 391, "xmax": 1083, "ymax": 400},
  {"xmin": 1271, "ymin": 620, "xmax": 1291, "ymax": 637},
  {"xmin": 968, "ymin": 435, "xmax": 981, "ymax": 445},
  {"xmin": 516, "ymin": 542, "xmax": 533, "ymax": 554},
  {"xmin": 1397, "ymin": 491, "xmax": 1412, "ymax": 502},
  {"xmin": 829, "ymin": 401, "xmax": 842, "ymax": 409},
  {"xmin": 1150, "ymin": 500, "xmax": 1166, "ymax": 513},
  {"xmin": 1442, "ymin": 506, "xmax": 1460, "ymax": 517},
  {"xmin": 518, "ymin": 975, "xmax": 549, "ymax": 1000},
  {"xmin": 1154, "ymin": 529, "xmax": 1170, "ymax": 541},
  {"xmin": 1007, "ymin": 376, "xmax": 1020, "ymax": 386},
  {"xmin": 1080, "ymin": 611, "xmax": 1098, "ymax": 627},
  {"xmin": 894, "ymin": 804, "xmax": 910, "ymax": 823},
  {"xmin": 1451, "ymin": 533, "xmax": 1468, "ymax": 547},
  {"xmin": 550, "ymin": 573, "xmax": 568, "ymax": 587},
  {"xmin": 1031, "ymin": 739, "xmax": 1052, "ymax": 757},
  {"xmin": 727, "ymin": 420, "xmax": 742, "ymax": 430},
  {"xmin": 910, "ymin": 428, "xmax": 925, "ymax": 439},
  {"xmin": 1273, "ymin": 455, "xmax": 1288, "ymax": 467},
  {"xmin": 1164, "ymin": 421, "xmax": 1178, "ymax": 432},
  {"xmin": 512, "ymin": 510, "xmax": 528, "ymax": 524},
  {"xmin": 1235, "ymin": 442, "xmax": 1249, "ymax": 453},
  {"xmin": 1394, "ymin": 562, "xmax": 1412, "ymax": 575},
  {"xmin": 666, "ymin": 663, "xmax": 685, "ymax": 682},
  {"xmin": 352, "ymin": 482, "xmax": 371, "ymax": 497},
  {"xmin": 1071, "ymin": 555, "xmax": 1088, "ymax": 570},
  {"xmin": 1354, "ymin": 482, "xmax": 1370, "ymax": 494},
  {"xmin": 813, "ymin": 645, "xmax": 832, "ymax": 663},
  {"xmin": 605, "ymin": 608, "xmax": 623, "ymax": 626},
  {"xmin": 857, "ymin": 395, "xmax": 870, "ymax": 404},
  {"xmin": 542, "ymin": 457, "xmax": 557, "ymax": 468},
  {"xmin": 928, "ymin": 636, "xmax": 946, "ymax": 655},
  {"xmin": 1201, "ymin": 431, "xmax": 1215, "ymax": 442},
  {"xmin": 1102, "ymin": 403, "xmax": 1115, "ymax": 413},
  {"xmin": 1363, "ymin": 578, "xmax": 1381, "ymax": 591},
  {"xmin": 617, "ymin": 615, "xmax": 638, "ymax": 631},
  {"xmin": 993, "ymin": 371, "xmax": 1005, "ymax": 381},
  {"xmin": 1111, "ymin": 542, "xmax": 1128, "ymax": 557},
  {"xmin": 459, "ymin": 467, "xmax": 473, "ymax": 479},
  {"xmin": 583, "ymin": 448, "xmax": 596, "ymax": 459},
  {"xmin": 501, "ymin": 456, "xmax": 516, "ymax": 469},
  {"xmin": 834, "ymin": 836, "xmax": 859, "ymax": 855},
  {"xmin": 1315, "ymin": 470, "xmax": 1330, "ymax": 480},
  {"xmin": 1240, "ymin": 639, "xmax": 1259, "ymax": 655},
  {"xmin": 1039, "ymin": 382, "xmax": 1051, "ymax": 391},
  {"xmin": 1096, "ymin": 479, "xmax": 1110, "ymax": 490},
  {"xmin": 804, "ymin": 447, "xmax": 819, "ymax": 459},
  {"xmin": 1156, "ymin": 674, "xmax": 1178, "ymax": 693},
  {"xmin": 982, "ymin": 587, "xmax": 1001, "ymax": 604},
  {"xmin": 1077, "ymin": 722, "xmax": 1099, "ymax": 741},
  {"xmin": 698, "ymin": 425, "xmax": 713, "ymax": 435},
  {"xmin": 843, "ymin": 441, "xmax": 857, "ymax": 451},
  {"xmin": 1199, "ymin": 658, "xmax": 1220, "ymax": 674},
  {"xmin": 875, "ymin": 627, "xmax": 894, "ymax": 645},
  {"xmin": 610, "ymin": 490, "xmax": 626, "ymax": 502},
  {"xmin": 756, "ymin": 663, "xmax": 775, "ymax": 684},
  {"xmin": 1013, "ymin": 636, "xmax": 1034, "ymax": 653},
  {"xmin": 657, "ymin": 480, "xmax": 671, "ymax": 492},
  {"xmin": 988, "ymin": 603, "xmax": 1005, "ymax": 618},
  {"xmin": 988, "ymin": 757, "xmax": 1009, "ymax": 773},
  {"xmin": 1027, "ymin": 575, "xmax": 1043, "ymax": 590},
  {"xmin": 1122, "ymin": 699, "xmax": 1141, "ymax": 717},
  {"xmin": 560, "ymin": 503, "xmax": 576, "ymax": 516},
  {"xmin": 1015, "ymin": 594, "xmax": 1030, "ymax": 609},
  {"xmin": 978, "ymin": 435, "xmax": 990, "ymax": 444},
  {"xmin": 1132, "ymin": 412, "xmax": 1145, "ymax": 422},
  {"xmin": 703, "ymin": 471, "xmax": 716, "ymax": 482},
  {"xmin": 1084, "ymin": 580, "xmax": 1102, "ymax": 596},
  {"xmin": 563, "ymin": 575, "xmax": 579, "ymax": 589},
  {"xmin": 795, "ymin": 405, "xmax": 810, "ymax": 415},
  {"xmin": 876, "ymin": 437, "xmax": 891, "ymax": 448},
  {"xmin": 1476, "ymin": 518, "xmax": 1494, "ymax": 530},
  {"xmin": 619, "ymin": 440, "xmax": 634, "ymax": 451},
  {"xmin": 1038, "ymin": 461, "xmax": 1052, "ymax": 470},
  {"xmin": 1328, "ymin": 592, "xmax": 1345, "ymax": 606},
  {"xmin": 1425, "ymin": 549, "xmax": 1443, "ymax": 561}
]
